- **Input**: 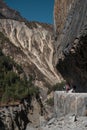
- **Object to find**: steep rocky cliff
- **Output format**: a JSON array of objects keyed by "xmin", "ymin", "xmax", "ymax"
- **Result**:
[
  {"xmin": 0, "ymin": 19, "xmax": 61, "ymax": 86},
  {"xmin": 54, "ymin": 0, "xmax": 87, "ymax": 92},
  {"xmin": 0, "ymin": 95, "xmax": 44, "ymax": 130},
  {"xmin": 0, "ymin": 0, "xmax": 62, "ymax": 129},
  {"xmin": 0, "ymin": 0, "xmax": 62, "ymax": 90}
]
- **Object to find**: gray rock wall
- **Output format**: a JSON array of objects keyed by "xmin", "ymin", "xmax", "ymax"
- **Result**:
[
  {"xmin": 0, "ymin": 97, "xmax": 42, "ymax": 130},
  {"xmin": 54, "ymin": 0, "xmax": 87, "ymax": 91},
  {"xmin": 54, "ymin": 0, "xmax": 87, "ymax": 59},
  {"xmin": 54, "ymin": 91, "xmax": 87, "ymax": 117}
]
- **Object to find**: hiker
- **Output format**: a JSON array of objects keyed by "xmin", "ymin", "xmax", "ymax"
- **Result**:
[
  {"xmin": 65, "ymin": 83, "xmax": 70, "ymax": 92},
  {"xmin": 72, "ymin": 85, "xmax": 76, "ymax": 92},
  {"xmin": 68, "ymin": 85, "xmax": 76, "ymax": 93}
]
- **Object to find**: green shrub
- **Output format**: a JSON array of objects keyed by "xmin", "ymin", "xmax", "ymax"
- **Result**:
[
  {"xmin": 48, "ymin": 81, "xmax": 66, "ymax": 94},
  {"xmin": 0, "ymin": 49, "xmax": 39, "ymax": 104},
  {"xmin": 28, "ymin": 87, "xmax": 39, "ymax": 96}
]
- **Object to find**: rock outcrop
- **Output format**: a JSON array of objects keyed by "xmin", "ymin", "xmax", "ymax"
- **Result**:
[
  {"xmin": 0, "ymin": 96, "xmax": 43, "ymax": 130},
  {"xmin": 54, "ymin": 91, "xmax": 87, "ymax": 117},
  {"xmin": 54, "ymin": 0, "xmax": 87, "ymax": 91}
]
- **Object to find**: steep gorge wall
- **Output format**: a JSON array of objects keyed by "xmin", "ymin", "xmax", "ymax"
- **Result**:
[
  {"xmin": 0, "ymin": 19, "xmax": 62, "ymax": 87},
  {"xmin": 54, "ymin": 0, "xmax": 75, "ymax": 35},
  {"xmin": 0, "ymin": 0, "xmax": 63, "ymax": 89},
  {"xmin": 54, "ymin": 0, "xmax": 87, "ymax": 91}
]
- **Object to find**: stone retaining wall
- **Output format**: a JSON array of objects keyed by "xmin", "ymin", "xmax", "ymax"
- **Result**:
[{"xmin": 54, "ymin": 91, "xmax": 87, "ymax": 117}]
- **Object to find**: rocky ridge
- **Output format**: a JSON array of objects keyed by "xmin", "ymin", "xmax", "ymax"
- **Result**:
[{"xmin": 0, "ymin": 0, "xmax": 24, "ymax": 21}]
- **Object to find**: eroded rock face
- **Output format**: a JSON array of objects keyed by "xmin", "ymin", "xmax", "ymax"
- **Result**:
[
  {"xmin": 54, "ymin": 0, "xmax": 87, "ymax": 91},
  {"xmin": 0, "ymin": 0, "xmax": 62, "ymax": 87},
  {"xmin": 0, "ymin": 19, "xmax": 61, "ymax": 86}
]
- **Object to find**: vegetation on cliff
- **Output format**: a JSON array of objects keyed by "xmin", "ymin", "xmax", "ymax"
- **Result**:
[{"xmin": 0, "ymin": 32, "xmax": 39, "ymax": 104}]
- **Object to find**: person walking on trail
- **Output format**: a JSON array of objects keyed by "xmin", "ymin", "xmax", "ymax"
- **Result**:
[
  {"xmin": 65, "ymin": 83, "xmax": 70, "ymax": 92},
  {"xmin": 67, "ymin": 85, "xmax": 76, "ymax": 93},
  {"xmin": 72, "ymin": 85, "xmax": 76, "ymax": 92}
]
